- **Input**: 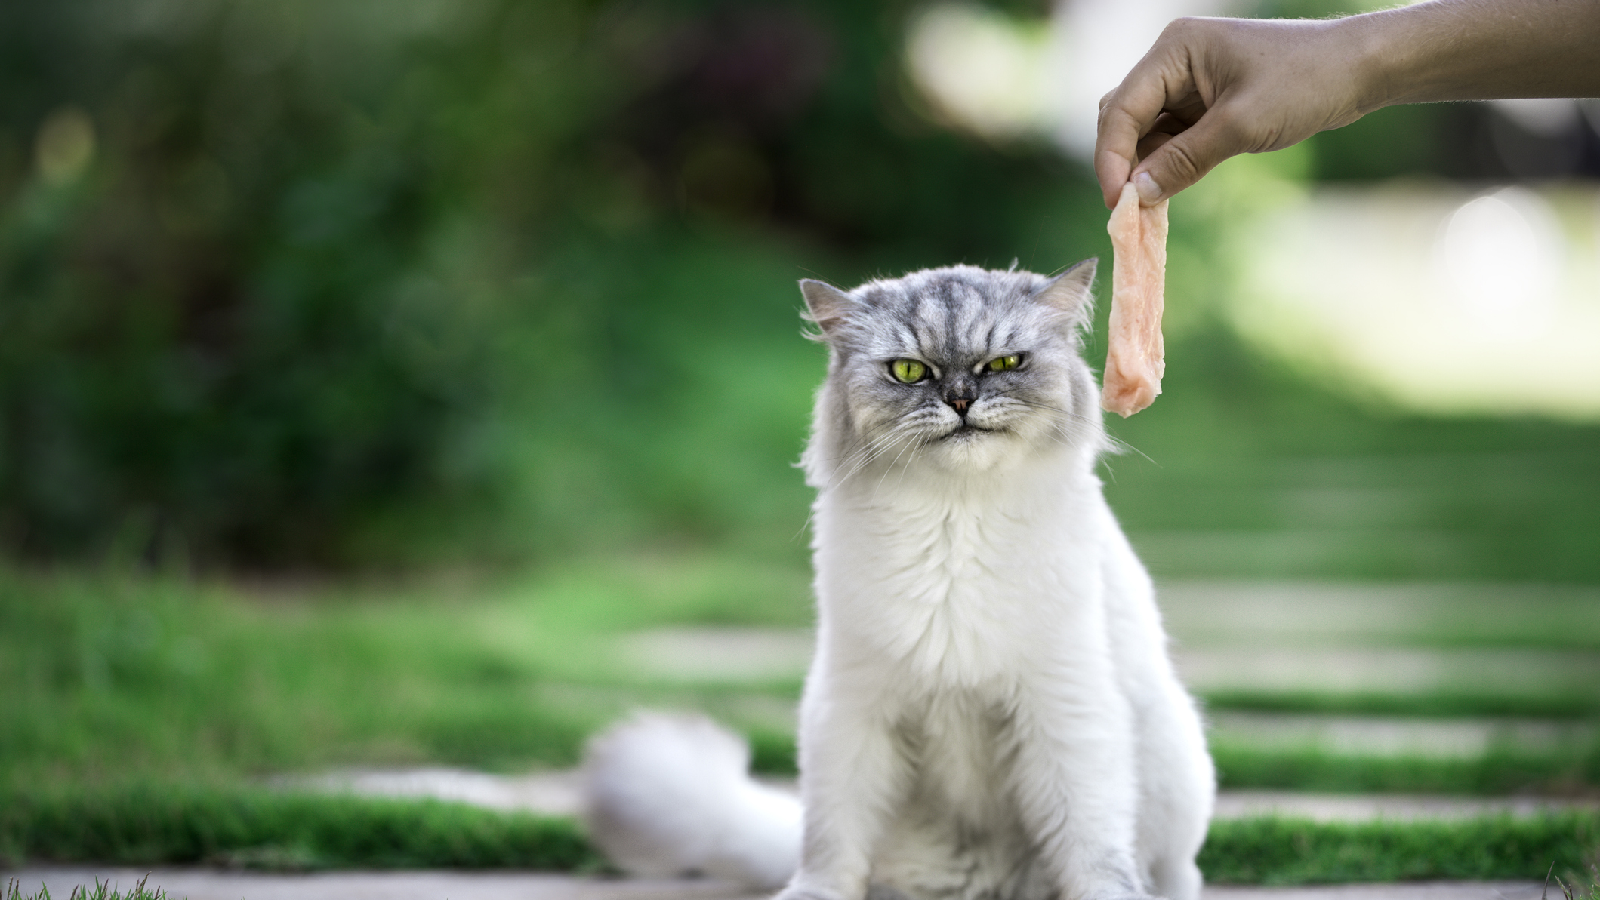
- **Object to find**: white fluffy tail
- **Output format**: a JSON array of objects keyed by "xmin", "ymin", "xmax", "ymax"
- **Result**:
[{"xmin": 581, "ymin": 712, "xmax": 802, "ymax": 890}]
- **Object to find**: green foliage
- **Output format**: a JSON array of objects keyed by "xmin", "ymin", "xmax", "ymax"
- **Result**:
[
  {"xmin": 0, "ymin": 0, "xmax": 1088, "ymax": 568},
  {"xmin": 0, "ymin": 1, "xmax": 592, "ymax": 565}
]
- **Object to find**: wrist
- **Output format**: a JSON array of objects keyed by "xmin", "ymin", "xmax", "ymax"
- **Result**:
[{"xmin": 1336, "ymin": 12, "xmax": 1405, "ymax": 114}]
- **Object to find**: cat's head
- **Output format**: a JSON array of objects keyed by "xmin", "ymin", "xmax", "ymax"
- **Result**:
[{"xmin": 800, "ymin": 261, "xmax": 1103, "ymax": 486}]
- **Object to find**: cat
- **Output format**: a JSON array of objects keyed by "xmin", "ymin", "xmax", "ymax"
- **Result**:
[{"xmin": 582, "ymin": 261, "xmax": 1214, "ymax": 900}]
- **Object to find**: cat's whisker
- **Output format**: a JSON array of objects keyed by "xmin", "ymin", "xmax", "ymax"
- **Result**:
[
  {"xmin": 870, "ymin": 425, "xmax": 924, "ymax": 500},
  {"xmin": 831, "ymin": 423, "xmax": 919, "ymax": 490},
  {"xmin": 796, "ymin": 429, "xmax": 915, "ymax": 542},
  {"xmin": 829, "ymin": 427, "xmax": 903, "ymax": 477},
  {"xmin": 1002, "ymin": 396, "xmax": 1155, "ymax": 464}
]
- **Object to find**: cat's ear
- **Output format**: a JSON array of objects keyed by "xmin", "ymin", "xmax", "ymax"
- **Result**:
[
  {"xmin": 799, "ymin": 279, "xmax": 852, "ymax": 340},
  {"xmin": 1036, "ymin": 258, "xmax": 1096, "ymax": 333}
]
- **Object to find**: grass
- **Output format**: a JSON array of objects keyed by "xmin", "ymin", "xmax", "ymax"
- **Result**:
[
  {"xmin": 1211, "ymin": 744, "xmax": 1600, "ymax": 796},
  {"xmin": 5, "ymin": 560, "xmax": 1599, "ymax": 796},
  {"xmin": 0, "ymin": 555, "xmax": 811, "ymax": 789},
  {"xmin": 3, "ymin": 560, "xmax": 1598, "ymax": 889},
  {"xmin": 3, "ymin": 784, "xmax": 1596, "ymax": 887},
  {"xmin": 7, "ymin": 875, "xmax": 175, "ymax": 900},
  {"xmin": 0, "ymin": 786, "xmax": 599, "ymax": 873},
  {"xmin": 1199, "ymin": 689, "xmax": 1600, "ymax": 720},
  {"xmin": 1555, "ymin": 870, "xmax": 1600, "ymax": 900},
  {"xmin": 1198, "ymin": 811, "xmax": 1600, "ymax": 885},
  {"xmin": 7, "ymin": 880, "xmax": 153, "ymax": 900}
]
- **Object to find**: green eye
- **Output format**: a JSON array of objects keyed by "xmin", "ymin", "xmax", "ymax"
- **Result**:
[
  {"xmin": 985, "ymin": 354, "xmax": 1022, "ymax": 373},
  {"xmin": 890, "ymin": 359, "xmax": 928, "ymax": 383}
]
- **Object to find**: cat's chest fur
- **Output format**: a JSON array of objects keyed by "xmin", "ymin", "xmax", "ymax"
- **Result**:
[{"xmin": 812, "ymin": 455, "xmax": 1113, "ymax": 691}]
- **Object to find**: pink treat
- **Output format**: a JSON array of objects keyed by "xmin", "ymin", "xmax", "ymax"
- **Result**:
[{"xmin": 1102, "ymin": 182, "xmax": 1168, "ymax": 417}]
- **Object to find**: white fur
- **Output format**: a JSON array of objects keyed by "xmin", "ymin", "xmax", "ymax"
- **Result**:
[
  {"xmin": 583, "ymin": 712, "xmax": 802, "ymax": 889},
  {"xmin": 786, "ymin": 444, "xmax": 1213, "ymax": 900},
  {"xmin": 582, "ymin": 266, "xmax": 1214, "ymax": 900}
]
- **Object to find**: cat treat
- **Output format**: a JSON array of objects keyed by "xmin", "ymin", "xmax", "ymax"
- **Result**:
[{"xmin": 1103, "ymin": 181, "xmax": 1168, "ymax": 417}]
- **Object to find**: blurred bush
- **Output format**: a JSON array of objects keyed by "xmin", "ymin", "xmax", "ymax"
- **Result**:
[{"xmin": 0, "ymin": 0, "xmax": 1083, "ymax": 568}]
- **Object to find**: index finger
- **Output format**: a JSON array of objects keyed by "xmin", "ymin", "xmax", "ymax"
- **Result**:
[{"xmin": 1093, "ymin": 41, "xmax": 1195, "ymax": 208}]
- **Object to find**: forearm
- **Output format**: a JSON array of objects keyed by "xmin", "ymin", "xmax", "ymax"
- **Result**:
[{"xmin": 1350, "ymin": 0, "xmax": 1600, "ymax": 110}]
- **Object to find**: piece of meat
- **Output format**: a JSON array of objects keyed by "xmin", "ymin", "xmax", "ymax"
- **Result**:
[{"xmin": 1102, "ymin": 182, "xmax": 1168, "ymax": 417}]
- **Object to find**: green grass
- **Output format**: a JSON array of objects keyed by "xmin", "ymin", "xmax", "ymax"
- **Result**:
[
  {"xmin": 1, "ymin": 785, "xmax": 1594, "ymax": 886},
  {"xmin": 0, "ymin": 556, "xmax": 811, "ymax": 790},
  {"xmin": 7, "ymin": 876, "xmax": 176, "ymax": 900},
  {"xmin": 1198, "ymin": 812, "xmax": 1600, "ymax": 885},
  {"xmin": 5, "ymin": 561, "xmax": 1599, "ymax": 797},
  {"xmin": 1199, "ymin": 689, "xmax": 1600, "ymax": 720},
  {"xmin": 7, "ymin": 560, "xmax": 1599, "ymax": 793},
  {"xmin": 1212, "ymin": 745, "xmax": 1600, "ymax": 796},
  {"xmin": 4, "ymin": 424, "xmax": 1599, "ymax": 872},
  {"xmin": 0, "ymin": 786, "xmax": 599, "ymax": 874},
  {"xmin": 1555, "ymin": 870, "xmax": 1600, "ymax": 900}
]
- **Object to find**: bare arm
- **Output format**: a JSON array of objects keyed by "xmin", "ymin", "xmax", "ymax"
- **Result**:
[{"xmin": 1095, "ymin": 0, "xmax": 1600, "ymax": 209}]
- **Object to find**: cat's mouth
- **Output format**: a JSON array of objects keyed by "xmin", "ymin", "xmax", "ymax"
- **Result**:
[{"xmin": 941, "ymin": 423, "xmax": 995, "ymax": 440}]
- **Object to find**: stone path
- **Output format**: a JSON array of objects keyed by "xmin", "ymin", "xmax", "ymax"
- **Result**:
[
  {"xmin": 3, "ymin": 868, "xmax": 1552, "ymax": 900},
  {"xmin": 620, "ymin": 625, "xmax": 1600, "ymax": 703},
  {"xmin": 286, "ymin": 767, "xmax": 1600, "ymax": 823}
]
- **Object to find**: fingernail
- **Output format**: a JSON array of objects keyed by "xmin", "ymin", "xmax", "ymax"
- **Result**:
[{"xmin": 1133, "ymin": 171, "xmax": 1163, "ymax": 204}]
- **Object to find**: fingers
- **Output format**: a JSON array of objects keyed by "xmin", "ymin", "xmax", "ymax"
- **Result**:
[
  {"xmin": 1135, "ymin": 129, "xmax": 1174, "ymax": 162},
  {"xmin": 1094, "ymin": 64, "xmax": 1188, "ymax": 208},
  {"xmin": 1128, "ymin": 106, "xmax": 1248, "ymax": 203},
  {"xmin": 1094, "ymin": 104, "xmax": 1142, "ymax": 209},
  {"xmin": 1093, "ymin": 23, "xmax": 1201, "ymax": 208}
]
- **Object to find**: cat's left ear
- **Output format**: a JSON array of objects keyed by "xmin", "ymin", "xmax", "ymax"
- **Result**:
[
  {"xmin": 1036, "ymin": 258, "xmax": 1096, "ymax": 334},
  {"xmin": 799, "ymin": 279, "xmax": 853, "ymax": 341}
]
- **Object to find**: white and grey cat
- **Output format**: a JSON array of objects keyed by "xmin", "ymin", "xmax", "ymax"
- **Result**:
[{"xmin": 583, "ymin": 261, "xmax": 1214, "ymax": 900}]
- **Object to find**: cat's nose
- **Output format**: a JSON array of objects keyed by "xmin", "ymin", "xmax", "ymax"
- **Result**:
[{"xmin": 944, "ymin": 383, "xmax": 977, "ymax": 416}]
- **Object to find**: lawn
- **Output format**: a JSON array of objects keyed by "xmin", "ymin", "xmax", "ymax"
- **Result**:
[
  {"xmin": 3, "ymin": 539, "xmax": 1599, "ymax": 883},
  {"xmin": 4, "ymin": 177, "xmax": 1600, "ymax": 887},
  {"xmin": 5, "ymin": 290, "xmax": 1600, "ymax": 881}
]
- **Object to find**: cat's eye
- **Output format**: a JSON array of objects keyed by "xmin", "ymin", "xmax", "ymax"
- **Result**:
[
  {"xmin": 984, "ymin": 354, "xmax": 1023, "ymax": 373},
  {"xmin": 889, "ymin": 359, "xmax": 928, "ymax": 384}
]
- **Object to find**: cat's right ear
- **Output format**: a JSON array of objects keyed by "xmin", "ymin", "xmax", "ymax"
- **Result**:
[{"xmin": 799, "ymin": 279, "xmax": 852, "ymax": 341}]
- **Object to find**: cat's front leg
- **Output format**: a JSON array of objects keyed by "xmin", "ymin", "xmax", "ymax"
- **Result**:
[
  {"xmin": 775, "ymin": 670, "xmax": 910, "ymax": 900},
  {"xmin": 1008, "ymin": 685, "xmax": 1153, "ymax": 900}
]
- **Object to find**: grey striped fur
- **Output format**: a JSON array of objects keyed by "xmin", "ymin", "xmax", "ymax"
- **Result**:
[{"xmin": 799, "ymin": 261, "xmax": 1105, "ymax": 489}]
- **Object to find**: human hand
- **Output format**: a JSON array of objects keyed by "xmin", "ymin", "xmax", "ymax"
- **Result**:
[{"xmin": 1093, "ymin": 16, "xmax": 1375, "ymax": 209}]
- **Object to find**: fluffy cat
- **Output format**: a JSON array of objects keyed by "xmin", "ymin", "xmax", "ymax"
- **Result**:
[{"xmin": 583, "ymin": 261, "xmax": 1214, "ymax": 900}]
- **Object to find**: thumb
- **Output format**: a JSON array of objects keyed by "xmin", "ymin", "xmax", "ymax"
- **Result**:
[{"xmin": 1130, "ymin": 109, "xmax": 1248, "ymax": 204}]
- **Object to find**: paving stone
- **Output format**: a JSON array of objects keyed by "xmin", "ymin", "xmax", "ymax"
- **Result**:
[{"xmin": 291, "ymin": 767, "xmax": 1599, "ymax": 823}]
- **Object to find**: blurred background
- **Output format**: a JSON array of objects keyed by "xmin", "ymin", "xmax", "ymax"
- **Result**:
[{"xmin": 2, "ymin": 0, "xmax": 1597, "ymax": 810}]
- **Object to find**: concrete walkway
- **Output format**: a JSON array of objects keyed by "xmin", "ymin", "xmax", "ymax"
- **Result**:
[
  {"xmin": 5, "ymin": 868, "xmax": 1552, "ymax": 900},
  {"xmin": 288, "ymin": 767, "xmax": 1600, "ymax": 823}
]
